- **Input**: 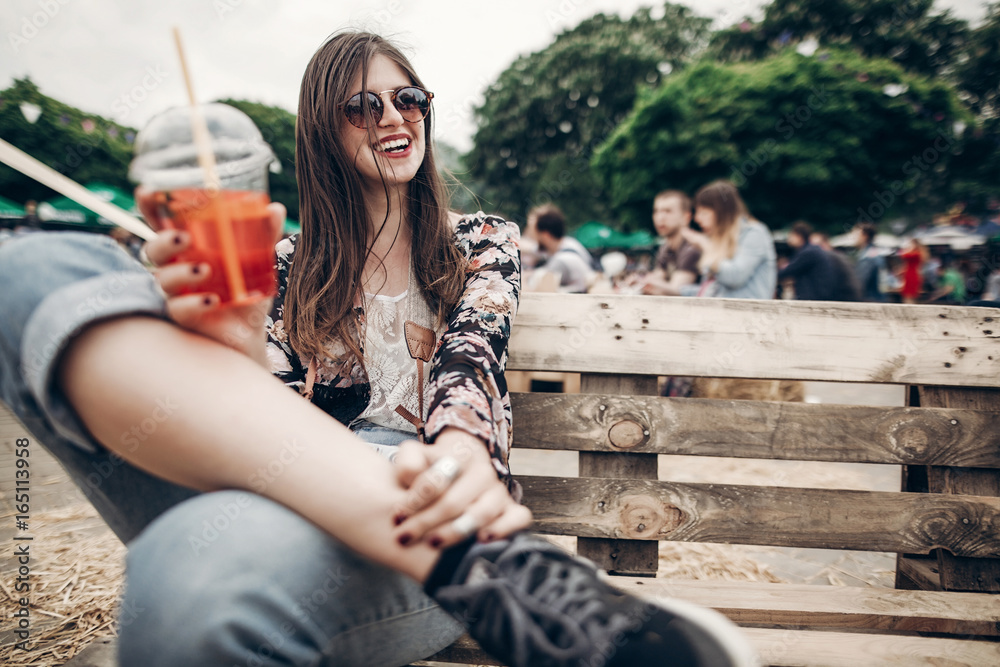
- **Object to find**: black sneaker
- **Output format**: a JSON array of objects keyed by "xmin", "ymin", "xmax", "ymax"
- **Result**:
[{"xmin": 428, "ymin": 533, "xmax": 758, "ymax": 667}]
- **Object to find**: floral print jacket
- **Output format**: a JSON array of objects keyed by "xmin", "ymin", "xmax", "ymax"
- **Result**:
[{"xmin": 264, "ymin": 212, "xmax": 521, "ymax": 494}]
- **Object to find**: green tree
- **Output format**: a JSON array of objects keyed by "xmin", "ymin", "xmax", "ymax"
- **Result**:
[
  {"xmin": 949, "ymin": 3, "xmax": 1000, "ymax": 211},
  {"xmin": 0, "ymin": 79, "xmax": 136, "ymax": 205},
  {"xmin": 957, "ymin": 2, "xmax": 1000, "ymax": 116},
  {"xmin": 215, "ymin": 98, "xmax": 298, "ymax": 221},
  {"xmin": 592, "ymin": 48, "xmax": 967, "ymax": 232},
  {"xmin": 710, "ymin": 0, "xmax": 970, "ymax": 80},
  {"xmin": 466, "ymin": 3, "xmax": 711, "ymax": 226},
  {"xmin": 434, "ymin": 140, "xmax": 485, "ymax": 215}
]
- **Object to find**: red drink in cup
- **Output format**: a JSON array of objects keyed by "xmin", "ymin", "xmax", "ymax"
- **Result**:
[
  {"xmin": 137, "ymin": 188, "xmax": 276, "ymax": 302},
  {"xmin": 130, "ymin": 103, "xmax": 279, "ymax": 304}
]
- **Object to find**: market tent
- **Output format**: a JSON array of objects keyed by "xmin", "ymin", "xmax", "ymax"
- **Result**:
[
  {"xmin": 829, "ymin": 232, "xmax": 903, "ymax": 251},
  {"xmin": 916, "ymin": 225, "xmax": 985, "ymax": 251},
  {"xmin": 0, "ymin": 195, "xmax": 24, "ymax": 219},
  {"xmin": 38, "ymin": 183, "xmax": 137, "ymax": 228}
]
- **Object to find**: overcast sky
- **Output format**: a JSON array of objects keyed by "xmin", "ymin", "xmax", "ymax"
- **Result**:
[{"xmin": 2, "ymin": 0, "xmax": 991, "ymax": 151}]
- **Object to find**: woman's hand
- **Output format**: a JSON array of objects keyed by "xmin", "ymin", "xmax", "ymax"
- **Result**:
[
  {"xmin": 140, "ymin": 197, "xmax": 286, "ymax": 367},
  {"xmin": 391, "ymin": 428, "xmax": 532, "ymax": 550}
]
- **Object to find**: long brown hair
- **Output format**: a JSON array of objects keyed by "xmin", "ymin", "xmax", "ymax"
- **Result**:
[
  {"xmin": 286, "ymin": 31, "xmax": 465, "ymax": 364},
  {"xmin": 694, "ymin": 179, "xmax": 750, "ymax": 263}
]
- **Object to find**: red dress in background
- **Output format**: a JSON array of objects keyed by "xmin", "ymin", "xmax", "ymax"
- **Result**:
[{"xmin": 899, "ymin": 248, "xmax": 923, "ymax": 301}]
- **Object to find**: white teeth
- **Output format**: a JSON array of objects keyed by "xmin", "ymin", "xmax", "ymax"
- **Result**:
[{"xmin": 374, "ymin": 137, "xmax": 411, "ymax": 152}]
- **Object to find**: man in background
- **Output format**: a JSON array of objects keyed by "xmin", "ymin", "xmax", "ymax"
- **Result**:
[
  {"xmin": 852, "ymin": 222, "xmax": 885, "ymax": 302},
  {"xmin": 778, "ymin": 221, "xmax": 843, "ymax": 300},
  {"xmin": 531, "ymin": 204, "xmax": 595, "ymax": 293},
  {"xmin": 640, "ymin": 190, "xmax": 701, "ymax": 295}
]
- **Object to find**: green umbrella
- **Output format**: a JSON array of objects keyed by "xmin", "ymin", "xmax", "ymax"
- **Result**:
[
  {"xmin": 573, "ymin": 221, "xmax": 629, "ymax": 249},
  {"xmin": 283, "ymin": 218, "xmax": 300, "ymax": 235},
  {"xmin": 0, "ymin": 195, "xmax": 24, "ymax": 219},
  {"xmin": 38, "ymin": 183, "xmax": 137, "ymax": 227},
  {"xmin": 618, "ymin": 229, "xmax": 658, "ymax": 248},
  {"xmin": 574, "ymin": 221, "xmax": 657, "ymax": 249}
]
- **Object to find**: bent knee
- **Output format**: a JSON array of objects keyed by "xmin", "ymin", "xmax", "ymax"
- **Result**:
[{"xmin": 0, "ymin": 232, "xmax": 143, "ymax": 316}]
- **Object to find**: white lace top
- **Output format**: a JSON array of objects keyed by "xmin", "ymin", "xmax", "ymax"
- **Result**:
[{"xmin": 356, "ymin": 267, "xmax": 441, "ymax": 432}]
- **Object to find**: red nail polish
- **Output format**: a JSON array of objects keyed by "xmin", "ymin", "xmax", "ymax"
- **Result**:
[
  {"xmin": 429, "ymin": 537, "xmax": 443, "ymax": 549},
  {"xmin": 398, "ymin": 533, "xmax": 412, "ymax": 546},
  {"xmin": 173, "ymin": 234, "xmax": 184, "ymax": 245},
  {"xmin": 393, "ymin": 514, "xmax": 406, "ymax": 526},
  {"xmin": 203, "ymin": 296, "xmax": 214, "ymax": 306},
  {"xmin": 192, "ymin": 264, "xmax": 201, "ymax": 274}
]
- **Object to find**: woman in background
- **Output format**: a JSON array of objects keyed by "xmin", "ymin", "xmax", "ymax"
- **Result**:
[
  {"xmin": 898, "ymin": 238, "xmax": 928, "ymax": 304},
  {"xmin": 681, "ymin": 180, "xmax": 776, "ymax": 300}
]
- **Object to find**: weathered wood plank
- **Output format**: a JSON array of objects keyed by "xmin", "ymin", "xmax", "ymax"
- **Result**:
[
  {"xmin": 510, "ymin": 393, "xmax": 1000, "ymax": 467},
  {"xmin": 577, "ymin": 374, "xmax": 659, "ymax": 577},
  {"xmin": 896, "ymin": 555, "xmax": 943, "ymax": 591},
  {"xmin": 508, "ymin": 293, "xmax": 1000, "ymax": 387},
  {"xmin": 520, "ymin": 476, "xmax": 1000, "ymax": 557},
  {"xmin": 921, "ymin": 386, "xmax": 1000, "ymax": 592},
  {"xmin": 745, "ymin": 627, "xmax": 1000, "ymax": 667},
  {"xmin": 613, "ymin": 578, "xmax": 1000, "ymax": 637},
  {"xmin": 426, "ymin": 628, "xmax": 1000, "ymax": 667},
  {"xmin": 420, "ymin": 635, "xmax": 501, "ymax": 666}
]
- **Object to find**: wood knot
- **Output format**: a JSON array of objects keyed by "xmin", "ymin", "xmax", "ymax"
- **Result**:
[
  {"xmin": 894, "ymin": 426, "xmax": 929, "ymax": 455},
  {"xmin": 608, "ymin": 420, "xmax": 646, "ymax": 449},
  {"xmin": 880, "ymin": 411, "xmax": 956, "ymax": 462},
  {"xmin": 619, "ymin": 495, "xmax": 683, "ymax": 538}
]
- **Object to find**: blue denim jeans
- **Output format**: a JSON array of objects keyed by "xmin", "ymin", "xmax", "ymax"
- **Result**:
[{"xmin": 0, "ymin": 232, "xmax": 463, "ymax": 666}]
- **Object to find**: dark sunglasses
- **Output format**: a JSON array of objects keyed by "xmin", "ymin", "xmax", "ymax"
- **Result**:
[{"xmin": 339, "ymin": 85, "xmax": 434, "ymax": 129}]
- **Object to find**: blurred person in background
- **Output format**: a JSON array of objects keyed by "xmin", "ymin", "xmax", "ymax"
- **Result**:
[
  {"xmin": 680, "ymin": 180, "xmax": 776, "ymax": 300},
  {"xmin": 14, "ymin": 200, "xmax": 41, "ymax": 234},
  {"xmin": 852, "ymin": 222, "xmax": 885, "ymax": 302},
  {"xmin": 777, "ymin": 221, "xmax": 840, "ymax": 301},
  {"xmin": 530, "ymin": 203, "xmax": 596, "ymax": 293},
  {"xmin": 968, "ymin": 253, "xmax": 1000, "ymax": 308},
  {"xmin": 810, "ymin": 229, "xmax": 862, "ymax": 301},
  {"xmin": 986, "ymin": 263, "xmax": 1000, "ymax": 302},
  {"xmin": 809, "ymin": 231, "xmax": 833, "ymax": 252},
  {"xmin": 927, "ymin": 259, "xmax": 967, "ymax": 305},
  {"xmin": 898, "ymin": 238, "xmax": 929, "ymax": 304},
  {"xmin": 639, "ymin": 189, "xmax": 701, "ymax": 295}
]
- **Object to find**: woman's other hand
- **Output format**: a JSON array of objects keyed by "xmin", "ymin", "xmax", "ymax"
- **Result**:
[{"xmin": 391, "ymin": 428, "xmax": 531, "ymax": 550}]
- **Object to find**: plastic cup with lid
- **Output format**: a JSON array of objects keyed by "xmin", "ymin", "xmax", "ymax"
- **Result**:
[{"xmin": 130, "ymin": 102, "xmax": 280, "ymax": 304}]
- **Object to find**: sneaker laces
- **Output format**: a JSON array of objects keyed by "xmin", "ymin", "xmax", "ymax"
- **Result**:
[{"xmin": 438, "ymin": 539, "xmax": 643, "ymax": 667}]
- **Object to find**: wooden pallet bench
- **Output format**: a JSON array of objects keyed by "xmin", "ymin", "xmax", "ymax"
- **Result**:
[{"xmin": 426, "ymin": 293, "xmax": 1000, "ymax": 667}]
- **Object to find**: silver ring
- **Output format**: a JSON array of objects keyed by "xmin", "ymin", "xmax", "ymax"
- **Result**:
[
  {"xmin": 450, "ymin": 513, "xmax": 479, "ymax": 538},
  {"xmin": 428, "ymin": 455, "xmax": 461, "ymax": 487}
]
